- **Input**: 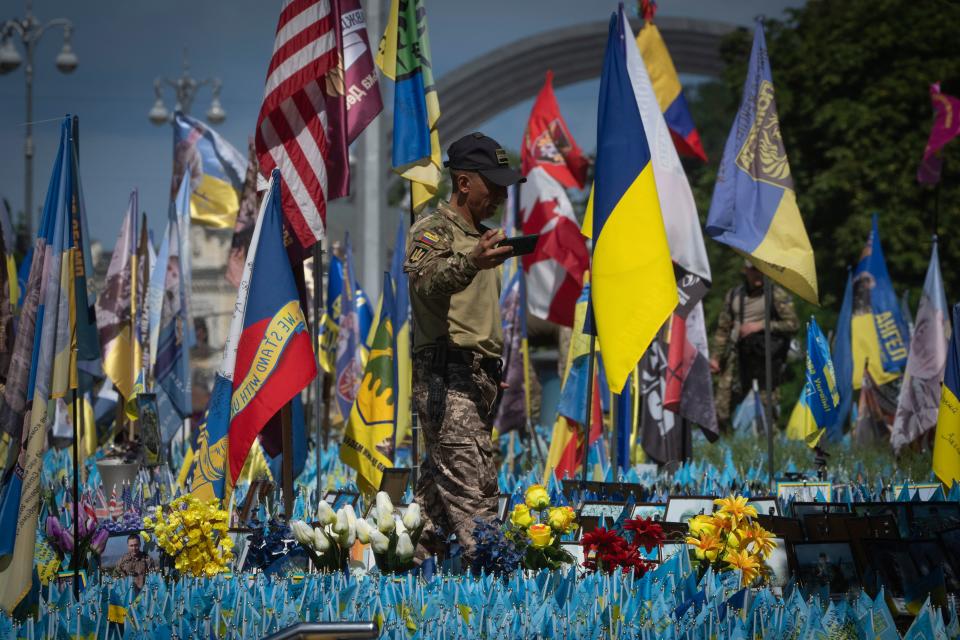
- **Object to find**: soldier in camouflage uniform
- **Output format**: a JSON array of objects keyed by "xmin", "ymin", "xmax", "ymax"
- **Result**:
[
  {"xmin": 115, "ymin": 534, "xmax": 157, "ymax": 592},
  {"xmin": 404, "ymin": 133, "xmax": 525, "ymax": 566},
  {"xmin": 710, "ymin": 262, "xmax": 798, "ymax": 431}
]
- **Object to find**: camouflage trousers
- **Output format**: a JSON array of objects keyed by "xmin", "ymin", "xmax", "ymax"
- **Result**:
[
  {"xmin": 412, "ymin": 351, "xmax": 499, "ymax": 566},
  {"xmin": 715, "ymin": 357, "xmax": 781, "ymax": 430}
]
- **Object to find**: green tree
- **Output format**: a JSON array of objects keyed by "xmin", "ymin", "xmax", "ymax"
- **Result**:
[{"xmin": 694, "ymin": 0, "xmax": 960, "ymax": 329}]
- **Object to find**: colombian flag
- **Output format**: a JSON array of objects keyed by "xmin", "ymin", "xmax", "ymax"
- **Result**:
[
  {"xmin": 933, "ymin": 302, "xmax": 960, "ymax": 487},
  {"xmin": 636, "ymin": 13, "xmax": 706, "ymax": 161},
  {"xmin": 590, "ymin": 10, "xmax": 678, "ymax": 393},
  {"xmin": 226, "ymin": 171, "xmax": 317, "ymax": 486},
  {"xmin": 705, "ymin": 21, "xmax": 818, "ymax": 305}
]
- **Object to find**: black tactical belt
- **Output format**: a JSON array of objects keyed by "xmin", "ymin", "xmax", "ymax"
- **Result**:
[{"xmin": 419, "ymin": 345, "xmax": 502, "ymax": 381}]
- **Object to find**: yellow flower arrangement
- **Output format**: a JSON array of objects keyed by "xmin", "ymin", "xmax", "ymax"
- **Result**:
[
  {"xmin": 546, "ymin": 506, "xmax": 577, "ymax": 534},
  {"xmin": 143, "ymin": 495, "xmax": 233, "ymax": 577},
  {"xmin": 510, "ymin": 503, "xmax": 534, "ymax": 529},
  {"xmin": 524, "ymin": 484, "xmax": 551, "ymax": 510},
  {"xmin": 683, "ymin": 494, "xmax": 777, "ymax": 587},
  {"xmin": 527, "ymin": 523, "xmax": 553, "ymax": 548}
]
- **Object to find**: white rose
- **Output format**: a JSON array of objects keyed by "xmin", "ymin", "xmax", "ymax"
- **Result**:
[
  {"xmin": 396, "ymin": 532, "xmax": 415, "ymax": 561},
  {"xmin": 402, "ymin": 503, "xmax": 421, "ymax": 531},
  {"xmin": 369, "ymin": 528, "xmax": 390, "ymax": 554}
]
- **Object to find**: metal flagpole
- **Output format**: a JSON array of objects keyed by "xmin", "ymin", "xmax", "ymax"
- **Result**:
[
  {"xmin": 281, "ymin": 402, "xmax": 294, "ymax": 518},
  {"xmin": 408, "ymin": 186, "xmax": 420, "ymax": 489},
  {"xmin": 763, "ymin": 276, "xmax": 776, "ymax": 488},
  {"xmin": 312, "ymin": 242, "xmax": 324, "ymax": 501},
  {"xmin": 71, "ymin": 386, "xmax": 80, "ymax": 598}
]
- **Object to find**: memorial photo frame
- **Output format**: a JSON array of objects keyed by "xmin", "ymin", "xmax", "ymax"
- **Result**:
[
  {"xmin": 776, "ymin": 481, "xmax": 832, "ymax": 504},
  {"xmin": 378, "ymin": 468, "xmax": 410, "ymax": 504},
  {"xmin": 792, "ymin": 542, "xmax": 861, "ymax": 597},
  {"xmin": 747, "ymin": 496, "xmax": 779, "ymax": 517},
  {"xmin": 791, "ymin": 502, "xmax": 849, "ymax": 521},
  {"xmin": 756, "ymin": 515, "xmax": 804, "ymax": 542},
  {"xmin": 630, "ymin": 503, "xmax": 667, "ymax": 522},
  {"xmin": 664, "ymin": 497, "xmax": 716, "ymax": 524}
]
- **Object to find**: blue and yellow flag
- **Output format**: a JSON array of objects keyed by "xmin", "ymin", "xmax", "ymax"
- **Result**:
[
  {"xmin": 590, "ymin": 10, "xmax": 678, "ymax": 393},
  {"xmin": 933, "ymin": 302, "xmax": 960, "ymax": 487},
  {"xmin": 0, "ymin": 116, "xmax": 78, "ymax": 613},
  {"xmin": 377, "ymin": 0, "xmax": 440, "ymax": 211},
  {"xmin": 826, "ymin": 270, "xmax": 854, "ymax": 440},
  {"xmin": 317, "ymin": 249, "xmax": 373, "ymax": 374},
  {"xmin": 787, "ymin": 317, "xmax": 839, "ymax": 446},
  {"xmin": 851, "ymin": 215, "xmax": 910, "ymax": 389},
  {"xmin": 705, "ymin": 21, "xmax": 817, "ymax": 304},
  {"xmin": 341, "ymin": 272, "xmax": 397, "ymax": 495},
  {"xmin": 172, "ymin": 112, "xmax": 247, "ymax": 229},
  {"xmin": 389, "ymin": 214, "xmax": 412, "ymax": 448}
]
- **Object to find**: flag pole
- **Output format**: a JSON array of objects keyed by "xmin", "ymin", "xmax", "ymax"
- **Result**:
[
  {"xmin": 281, "ymin": 402, "xmax": 294, "ymax": 519},
  {"xmin": 763, "ymin": 275, "xmax": 776, "ymax": 488},
  {"xmin": 312, "ymin": 241, "xmax": 324, "ymax": 501},
  {"xmin": 71, "ymin": 385, "xmax": 80, "ymax": 599},
  {"xmin": 581, "ymin": 334, "xmax": 597, "ymax": 486},
  {"xmin": 408, "ymin": 184, "xmax": 420, "ymax": 490}
]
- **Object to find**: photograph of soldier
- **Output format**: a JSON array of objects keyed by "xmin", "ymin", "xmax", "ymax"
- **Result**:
[
  {"xmin": 115, "ymin": 534, "xmax": 158, "ymax": 592},
  {"xmin": 709, "ymin": 260, "xmax": 798, "ymax": 431},
  {"xmin": 403, "ymin": 132, "xmax": 524, "ymax": 567}
]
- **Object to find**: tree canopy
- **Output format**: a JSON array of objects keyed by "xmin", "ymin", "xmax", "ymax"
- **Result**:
[{"xmin": 688, "ymin": 0, "xmax": 960, "ymax": 333}]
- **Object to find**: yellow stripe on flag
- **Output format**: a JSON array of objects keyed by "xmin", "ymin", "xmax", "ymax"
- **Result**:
[{"xmin": 934, "ymin": 385, "xmax": 960, "ymax": 487}]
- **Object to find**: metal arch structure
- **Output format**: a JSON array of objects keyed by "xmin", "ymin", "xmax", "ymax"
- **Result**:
[{"xmin": 435, "ymin": 16, "xmax": 738, "ymax": 144}]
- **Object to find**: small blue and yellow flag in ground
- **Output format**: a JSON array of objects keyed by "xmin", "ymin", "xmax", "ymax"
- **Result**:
[
  {"xmin": 933, "ymin": 302, "xmax": 960, "ymax": 487},
  {"xmin": 705, "ymin": 20, "xmax": 817, "ymax": 304},
  {"xmin": 787, "ymin": 317, "xmax": 839, "ymax": 447},
  {"xmin": 590, "ymin": 10, "xmax": 677, "ymax": 393}
]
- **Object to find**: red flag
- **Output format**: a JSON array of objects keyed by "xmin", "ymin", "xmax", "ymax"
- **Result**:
[
  {"xmin": 339, "ymin": 0, "xmax": 383, "ymax": 143},
  {"xmin": 519, "ymin": 167, "xmax": 588, "ymax": 327},
  {"xmin": 521, "ymin": 70, "xmax": 589, "ymax": 189},
  {"xmin": 918, "ymin": 82, "xmax": 960, "ymax": 184},
  {"xmin": 256, "ymin": 0, "xmax": 348, "ymax": 249}
]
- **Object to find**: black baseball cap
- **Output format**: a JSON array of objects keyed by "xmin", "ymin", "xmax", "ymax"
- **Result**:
[{"xmin": 444, "ymin": 132, "xmax": 526, "ymax": 186}]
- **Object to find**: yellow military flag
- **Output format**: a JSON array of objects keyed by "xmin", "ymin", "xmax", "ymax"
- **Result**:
[{"xmin": 934, "ymin": 303, "xmax": 960, "ymax": 487}]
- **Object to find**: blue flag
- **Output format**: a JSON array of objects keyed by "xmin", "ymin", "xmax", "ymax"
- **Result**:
[
  {"xmin": 826, "ymin": 271, "xmax": 854, "ymax": 441},
  {"xmin": 705, "ymin": 20, "xmax": 817, "ymax": 304},
  {"xmin": 805, "ymin": 317, "xmax": 840, "ymax": 427}
]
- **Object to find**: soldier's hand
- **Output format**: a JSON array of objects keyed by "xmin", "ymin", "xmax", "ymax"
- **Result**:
[
  {"xmin": 709, "ymin": 358, "xmax": 720, "ymax": 374},
  {"xmin": 470, "ymin": 229, "xmax": 512, "ymax": 270}
]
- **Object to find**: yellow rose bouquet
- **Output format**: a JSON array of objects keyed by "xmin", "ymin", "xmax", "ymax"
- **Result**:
[
  {"xmin": 684, "ymin": 494, "xmax": 778, "ymax": 587},
  {"xmin": 502, "ymin": 485, "xmax": 577, "ymax": 571},
  {"xmin": 142, "ymin": 495, "xmax": 233, "ymax": 578}
]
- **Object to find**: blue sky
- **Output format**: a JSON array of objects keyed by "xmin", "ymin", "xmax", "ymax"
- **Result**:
[{"xmin": 0, "ymin": 0, "xmax": 801, "ymax": 247}]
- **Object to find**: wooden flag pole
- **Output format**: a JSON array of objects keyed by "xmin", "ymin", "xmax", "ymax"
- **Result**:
[
  {"xmin": 763, "ymin": 275, "xmax": 776, "ymax": 488},
  {"xmin": 312, "ymin": 242, "xmax": 324, "ymax": 501},
  {"xmin": 281, "ymin": 402, "xmax": 294, "ymax": 519}
]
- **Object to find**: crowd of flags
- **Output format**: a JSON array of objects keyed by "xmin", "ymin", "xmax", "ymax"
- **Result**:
[{"xmin": 0, "ymin": 0, "xmax": 958, "ymax": 616}]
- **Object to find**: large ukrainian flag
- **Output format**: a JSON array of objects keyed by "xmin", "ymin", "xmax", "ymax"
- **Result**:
[
  {"xmin": 934, "ymin": 302, "xmax": 960, "ymax": 487},
  {"xmin": 705, "ymin": 21, "xmax": 818, "ymax": 305},
  {"xmin": 590, "ymin": 10, "xmax": 677, "ymax": 393}
]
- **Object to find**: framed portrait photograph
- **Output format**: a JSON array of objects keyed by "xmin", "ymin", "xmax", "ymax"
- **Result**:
[
  {"xmin": 907, "ymin": 539, "xmax": 960, "ymax": 594},
  {"xmin": 756, "ymin": 515, "xmax": 804, "ymax": 542},
  {"xmin": 378, "ymin": 468, "xmax": 410, "ymax": 504},
  {"xmin": 631, "ymin": 503, "xmax": 667, "ymax": 522},
  {"xmin": 659, "ymin": 543, "xmax": 687, "ymax": 564},
  {"xmin": 844, "ymin": 514, "xmax": 899, "ymax": 541},
  {"xmin": 937, "ymin": 527, "xmax": 960, "ymax": 588},
  {"xmin": 100, "ymin": 533, "xmax": 161, "ymax": 591},
  {"xmin": 776, "ymin": 481, "xmax": 832, "ymax": 505},
  {"xmin": 498, "ymin": 494, "xmax": 511, "ymax": 522},
  {"xmin": 851, "ymin": 502, "xmax": 910, "ymax": 538},
  {"xmin": 578, "ymin": 501, "xmax": 628, "ymax": 526},
  {"xmin": 857, "ymin": 539, "xmax": 921, "ymax": 605},
  {"xmin": 560, "ymin": 542, "xmax": 586, "ymax": 568},
  {"xmin": 802, "ymin": 514, "xmax": 851, "ymax": 542},
  {"xmin": 792, "ymin": 542, "xmax": 861, "ymax": 598},
  {"xmin": 763, "ymin": 538, "xmax": 790, "ymax": 589},
  {"xmin": 907, "ymin": 502, "xmax": 960, "ymax": 537},
  {"xmin": 664, "ymin": 497, "xmax": 716, "ymax": 524},
  {"xmin": 747, "ymin": 496, "xmax": 779, "ymax": 517},
  {"xmin": 791, "ymin": 502, "xmax": 849, "ymax": 521}
]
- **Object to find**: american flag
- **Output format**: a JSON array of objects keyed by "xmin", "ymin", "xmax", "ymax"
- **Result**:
[{"xmin": 256, "ymin": 0, "xmax": 340, "ymax": 248}]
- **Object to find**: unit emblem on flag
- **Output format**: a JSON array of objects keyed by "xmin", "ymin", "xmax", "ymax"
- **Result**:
[
  {"xmin": 736, "ymin": 80, "xmax": 791, "ymax": 188},
  {"xmin": 529, "ymin": 121, "xmax": 574, "ymax": 167}
]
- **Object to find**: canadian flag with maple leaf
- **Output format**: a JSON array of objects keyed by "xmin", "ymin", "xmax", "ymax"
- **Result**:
[{"xmin": 518, "ymin": 71, "xmax": 590, "ymax": 327}]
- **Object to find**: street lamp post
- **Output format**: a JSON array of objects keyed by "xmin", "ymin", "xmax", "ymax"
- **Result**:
[
  {"xmin": 0, "ymin": 0, "xmax": 78, "ymax": 242},
  {"xmin": 148, "ymin": 50, "xmax": 225, "ymax": 126}
]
